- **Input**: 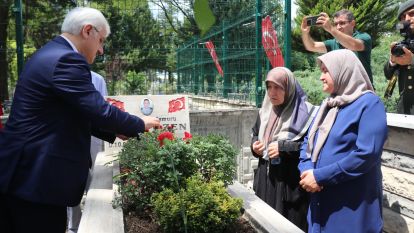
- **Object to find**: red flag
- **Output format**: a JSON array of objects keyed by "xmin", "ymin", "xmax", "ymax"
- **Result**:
[
  {"xmin": 262, "ymin": 15, "xmax": 284, "ymax": 67},
  {"xmin": 106, "ymin": 98, "xmax": 125, "ymax": 112},
  {"xmin": 205, "ymin": 40, "xmax": 224, "ymax": 77},
  {"xmin": 168, "ymin": 97, "xmax": 186, "ymax": 113}
]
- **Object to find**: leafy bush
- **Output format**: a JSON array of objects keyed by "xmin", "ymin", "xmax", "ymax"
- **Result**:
[
  {"xmin": 151, "ymin": 175, "xmax": 243, "ymax": 233},
  {"xmin": 294, "ymin": 69, "xmax": 328, "ymax": 106},
  {"xmin": 191, "ymin": 134, "xmax": 238, "ymax": 186},
  {"xmin": 116, "ymin": 130, "xmax": 198, "ymax": 211},
  {"xmin": 116, "ymin": 130, "xmax": 239, "ymax": 212},
  {"xmin": 370, "ymin": 33, "xmax": 401, "ymax": 113}
]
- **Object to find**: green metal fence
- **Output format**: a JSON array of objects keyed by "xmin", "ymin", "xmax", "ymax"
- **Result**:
[
  {"xmin": 176, "ymin": 0, "xmax": 288, "ymax": 107},
  {"xmin": 5, "ymin": 0, "xmax": 290, "ymax": 107}
]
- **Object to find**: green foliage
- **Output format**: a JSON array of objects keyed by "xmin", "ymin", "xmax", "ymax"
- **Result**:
[
  {"xmin": 116, "ymin": 130, "xmax": 239, "ymax": 212},
  {"xmin": 191, "ymin": 134, "xmax": 238, "ymax": 186},
  {"xmin": 292, "ymin": 0, "xmax": 398, "ymax": 51},
  {"xmin": 116, "ymin": 130, "xmax": 197, "ymax": 212},
  {"xmin": 7, "ymin": 41, "xmax": 37, "ymax": 95},
  {"xmin": 294, "ymin": 68, "xmax": 328, "ymax": 105},
  {"xmin": 291, "ymin": 50, "xmax": 318, "ymax": 71},
  {"xmin": 151, "ymin": 174, "xmax": 243, "ymax": 233},
  {"xmin": 370, "ymin": 33, "xmax": 401, "ymax": 113},
  {"xmin": 194, "ymin": 0, "xmax": 216, "ymax": 36},
  {"xmin": 123, "ymin": 71, "xmax": 149, "ymax": 94},
  {"xmin": 22, "ymin": 1, "xmax": 74, "ymax": 49}
]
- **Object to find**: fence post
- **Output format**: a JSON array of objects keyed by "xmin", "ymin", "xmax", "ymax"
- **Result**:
[
  {"xmin": 255, "ymin": 0, "xmax": 263, "ymax": 107},
  {"xmin": 284, "ymin": 0, "xmax": 292, "ymax": 69},
  {"xmin": 14, "ymin": 0, "xmax": 24, "ymax": 76}
]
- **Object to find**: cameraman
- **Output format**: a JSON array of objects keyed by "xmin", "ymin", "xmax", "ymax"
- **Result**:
[
  {"xmin": 301, "ymin": 9, "xmax": 373, "ymax": 85},
  {"xmin": 384, "ymin": 0, "xmax": 414, "ymax": 114}
]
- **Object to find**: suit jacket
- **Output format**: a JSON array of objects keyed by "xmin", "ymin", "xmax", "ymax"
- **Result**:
[{"xmin": 0, "ymin": 36, "xmax": 144, "ymax": 207}]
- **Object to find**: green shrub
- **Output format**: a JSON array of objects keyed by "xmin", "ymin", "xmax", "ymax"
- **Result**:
[
  {"xmin": 191, "ymin": 134, "xmax": 238, "ymax": 186},
  {"xmin": 294, "ymin": 69, "xmax": 328, "ymax": 105},
  {"xmin": 116, "ymin": 131, "xmax": 239, "ymax": 212},
  {"xmin": 151, "ymin": 175, "xmax": 243, "ymax": 233},
  {"xmin": 116, "ymin": 130, "xmax": 198, "ymax": 212}
]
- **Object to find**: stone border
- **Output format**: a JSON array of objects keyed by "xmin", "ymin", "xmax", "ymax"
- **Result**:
[
  {"xmin": 78, "ymin": 152, "xmax": 124, "ymax": 233},
  {"xmin": 227, "ymin": 182, "xmax": 304, "ymax": 233}
]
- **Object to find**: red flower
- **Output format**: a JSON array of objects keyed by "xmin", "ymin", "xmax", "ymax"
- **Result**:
[
  {"xmin": 167, "ymin": 124, "xmax": 175, "ymax": 132},
  {"xmin": 157, "ymin": 131, "xmax": 175, "ymax": 146},
  {"xmin": 155, "ymin": 125, "xmax": 163, "ymax": 130},
  {"xmin": 182, "ymin": 131, "xmax": 192, "ymax": 142}
]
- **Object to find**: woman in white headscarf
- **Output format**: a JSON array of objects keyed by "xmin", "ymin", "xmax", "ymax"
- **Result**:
[
  {"xmin": 251, "ymin": 67, "xmax": 315, "ymax": 231},
  {"xmin": 299, "ymin": 49, "xmax": 387, "ymax": 233}
]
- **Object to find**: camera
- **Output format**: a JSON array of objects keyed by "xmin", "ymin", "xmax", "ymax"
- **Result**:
[
  {"xmin": 391, "ymin": 21, "xmax": 414, "ymax": 57},
  {"xmin": 306, "ymin": 15, "xmax": 320, "ymax": 26}
]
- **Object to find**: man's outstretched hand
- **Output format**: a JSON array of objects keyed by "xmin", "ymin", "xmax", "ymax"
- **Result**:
[{"xmin": 142, "ymin": 116, "xmax": 161, "ymax": 130}]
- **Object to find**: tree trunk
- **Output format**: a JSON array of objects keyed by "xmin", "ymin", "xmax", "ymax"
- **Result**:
[{"xmin": 0, "ymin": 2, "xmax": 10, "ymax": 102}]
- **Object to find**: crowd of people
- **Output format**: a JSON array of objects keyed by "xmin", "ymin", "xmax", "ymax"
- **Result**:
[
  {"xmin": 250, "ymin": 1, "xmax": 414, "ymax": 232},
  {"xmin": 0, "ymin": 1, "xmax": 413, "ymax": 233}
]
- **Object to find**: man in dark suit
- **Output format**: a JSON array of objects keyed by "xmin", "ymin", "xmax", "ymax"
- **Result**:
[{"xmin": 0, "ymin": 7, "xmax": 160, "ymax": 233}]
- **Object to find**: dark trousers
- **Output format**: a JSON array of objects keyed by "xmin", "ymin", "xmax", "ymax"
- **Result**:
[{"xmin": 0, "ymin": 193, "xmax": 67, "ymax": 233}]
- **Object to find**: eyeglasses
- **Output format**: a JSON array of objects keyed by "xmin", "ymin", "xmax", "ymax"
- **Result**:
[
  {"xmin": 333, "ymin": 21, "xmax": 350, "ymax": 27},
  {"xmin": 400, "ymin": 9, "xmax": 414, "ymax": 21},
  {"xmin": 92, "ymin": 26, "xmax": 105, "ymax": 48}
]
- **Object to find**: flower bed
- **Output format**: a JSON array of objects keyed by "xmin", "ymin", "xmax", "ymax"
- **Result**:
[{"xmin": 115, "ymin": 127, "xmax": 256, "ymax": 233}]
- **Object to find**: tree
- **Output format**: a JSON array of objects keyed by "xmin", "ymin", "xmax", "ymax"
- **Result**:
[
  {"xmin": 0, "ymin": 0, "xmax": 12, "ymax": 102},
  {"xmin": 150, "ymin": 0, "xmax": 198, "ymax": 41},
  {"xmin": 151, "ymin": 0, "xmax": 258, "ymax": 43},
  {"xmin": 292, "ymin": 0, "xmax": 399, "ymax": 52},
  {"xmin": 100, "ymin": 1, "xmax": 168, "ymax": 94},
  {"xmin": 1, "ymin": 0, "xmax": 76, "ymax": 102},
  {"xmin": 123, "ymin": 71, "xmax": 149, "ymax": 94}
]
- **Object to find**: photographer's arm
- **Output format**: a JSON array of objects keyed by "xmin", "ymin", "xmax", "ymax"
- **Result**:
[
  {"xmin": 328, "ymin": 27, "xmax": 365, "ymax": 51},
  {"xmin": 314, "ymin": 12, "xmax": 364, "ymax": 51},
  {"xmin": 301, "ymin": 17, "xmax": 327, "ymax": 53}
]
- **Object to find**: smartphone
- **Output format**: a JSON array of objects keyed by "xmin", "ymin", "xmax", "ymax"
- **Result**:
[{"xmin": 306, "ymin": 15, "xmax": 320, "ymax": 26}]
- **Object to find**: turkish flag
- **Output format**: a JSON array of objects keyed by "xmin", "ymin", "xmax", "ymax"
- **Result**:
[
  {"xmin": 262, "ymin": 15, "xmax": 284, "ymax": 67},
  {"xmin": 168, "ymin": 97, "xmax": 186, "ymax": 113},
  {"xmin": 205, "ymin": 40, "xmax": 224, "ymax": 77},
  {"xmin": 106, "ymin": 98, "xmax": 125, "ymax": 112}
]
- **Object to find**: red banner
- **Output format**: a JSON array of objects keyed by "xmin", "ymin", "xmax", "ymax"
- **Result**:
[
  {"xmin": 106, "ymin": 98, "xmax": 125, "ymax": 112},
  {"xmin": 168, "ymin": 97, "xmax": 186, "ymax": 113},
  {"xmin": 262, "ymin": 15, "xmax": 284, "ymax": 67},
  {"xmin": 205, "ymin": 40, "xmax": 224, "ymax": 77}
]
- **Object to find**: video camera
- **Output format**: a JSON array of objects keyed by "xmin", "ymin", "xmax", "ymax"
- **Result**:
[{"xmin": 391, "ymin": 21, "xmax": 414, "ymax": 57}]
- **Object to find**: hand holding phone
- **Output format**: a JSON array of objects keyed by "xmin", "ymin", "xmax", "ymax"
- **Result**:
[{"xmin": 306, "ymin": 15, "xmax": 320, "ymax": 26}]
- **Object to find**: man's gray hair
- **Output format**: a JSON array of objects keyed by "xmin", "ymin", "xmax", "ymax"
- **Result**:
[
  {"xmin": 61, "ymin": 7, "xmax": 110, "ymax": 37},
  {"xmin": 333, "ymin": 9, "xmax": 355, "ymax": 22}
]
